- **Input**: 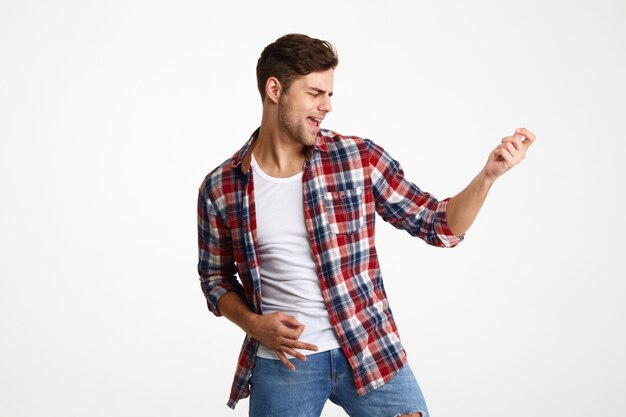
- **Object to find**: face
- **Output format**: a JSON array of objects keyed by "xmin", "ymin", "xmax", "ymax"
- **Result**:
[{"xmin": 276, "ymin": 69, "xmax": 334, "ymax": 147}]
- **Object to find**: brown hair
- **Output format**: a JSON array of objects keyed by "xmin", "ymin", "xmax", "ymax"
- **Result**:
[{"xmin": 256, "ymin": 34, "xmax": 339, "ymax": 100}]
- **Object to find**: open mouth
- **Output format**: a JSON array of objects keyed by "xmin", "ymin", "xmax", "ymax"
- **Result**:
[{"xmin": 307, "ymin": 117, "xmax": 322, "ymax": 128}]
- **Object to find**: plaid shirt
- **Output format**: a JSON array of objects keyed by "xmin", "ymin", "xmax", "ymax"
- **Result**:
[{"xmin": 197, "ymin": 128, "xmax": 463, "ymax": 409}]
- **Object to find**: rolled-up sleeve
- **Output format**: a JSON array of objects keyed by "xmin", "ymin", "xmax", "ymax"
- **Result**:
[
  {"xmin": 197, "ymin": 183, "xmax": 244, "ymax": 316},
  {"xmin": 365, "ymin": 138, "xmax": 464, "ymax": 248}
]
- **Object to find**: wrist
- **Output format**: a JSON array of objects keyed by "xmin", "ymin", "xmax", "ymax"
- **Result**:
[
  {"xmin": 241, "ymin": 311, "xmax": 261, "ymax": 335},
  {"xmin": 478, "ymin": 168, "xmax": 497, "ymax": 188}
]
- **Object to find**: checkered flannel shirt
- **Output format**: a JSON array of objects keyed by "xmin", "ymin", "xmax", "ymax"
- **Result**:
[{"xmin": 197, "ymin": 128, "xmax": 463, "ymax": 409}]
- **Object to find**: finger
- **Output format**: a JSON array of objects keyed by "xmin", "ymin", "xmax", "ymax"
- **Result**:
[
  {"xmin": 294, "ymin": 324, "xmax": 304, "ymax": 339},
  {"xmin": 502, "ymin": 132, "xmax": 525, "ymax": 142},
  {"xmin": 501, "ymin": 136, "xmax": 524, "ymax": 152},
  {"xmin": 280, "ymin": 315, "xmax": 304, "ymax": 330},
  {"xmin": 515, "ymin": 127, "xmax": 536, "ymax": 148},
  {"xmin": 495, "ymin": 147, "xmax": 515, "ymax": 163},
  {"xmin": 278, "ymin": 325, "xmax": 303, "ymax": 341},
  {"xmin": 284, "ymin": 338, "xmax": 319, "ymax": 352},
  {"xmin": 495, "ymin": 142, "xmax": 518, "ymax": 159},
  {"xmin": 279, "ymin": 346, "xmax": 308, "ymax": 362},
  {"xmin": 502, "ymin": 141, "xmax": 521, "ymax": 159},
  {"xmin": 495, "ymin": 143, "xmax": 509, "ymax": 152},
  {"xmin": 275, "ymin": 350, "xmax": 295, "ymax": 371},
  {"xmin": 278, "ymin": 334, "xmax": 319, "ymax": 352}
]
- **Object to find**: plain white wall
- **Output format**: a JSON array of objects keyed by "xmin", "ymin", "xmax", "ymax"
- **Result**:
[{"xmin": 1, "ymin": 0, "xmax": 625, "ymax": 416}]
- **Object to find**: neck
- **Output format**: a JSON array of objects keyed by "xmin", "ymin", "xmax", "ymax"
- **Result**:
[{"xmin": 253, "ymin": 113, "xmax": 307, "ymax": 178}]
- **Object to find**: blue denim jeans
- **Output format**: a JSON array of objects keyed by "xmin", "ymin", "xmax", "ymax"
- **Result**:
[{"xmin": 249, "ymin": 348, "xmax": 429, "ymax": 417}]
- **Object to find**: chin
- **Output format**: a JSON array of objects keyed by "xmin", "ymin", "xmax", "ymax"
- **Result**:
[
  {"xmin": 305, "ymin": 135, "xmax": 318, "ymax": 146},
  {"xmin": 295, "ymin": 132, "xmax": 316, "ymax": 147}
]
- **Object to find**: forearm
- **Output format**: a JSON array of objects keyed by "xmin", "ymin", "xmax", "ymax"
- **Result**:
[
  {"xmin": 446, "ymin": 127, "xmax": 536, "ymax": 236},
  {"xmin": 216, "ymin": 291, "xmax": 259, "ymax": 335},
  {"xmin": 446, "ymin": 168, "xmax": 495, "ymax": 236}
]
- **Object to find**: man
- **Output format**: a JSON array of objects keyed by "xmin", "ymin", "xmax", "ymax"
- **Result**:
[{"xmin": 197, "ymin": 34, "xmax": 535, "ymax": 417}]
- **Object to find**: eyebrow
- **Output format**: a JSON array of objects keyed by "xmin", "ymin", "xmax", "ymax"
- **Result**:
[{"xmin": 308, "ymin": 87, "xmax": 333, "ymax": 97}]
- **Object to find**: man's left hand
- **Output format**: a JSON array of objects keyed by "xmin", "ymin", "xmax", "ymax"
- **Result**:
[{"xmin": 484, "ymin": 127, "xmax": 536, "ymax": 180}]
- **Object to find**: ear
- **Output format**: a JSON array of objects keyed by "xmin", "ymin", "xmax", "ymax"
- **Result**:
[{"xmin": 265, "ymin": 77, "xmax": 282, "ymax": 104}]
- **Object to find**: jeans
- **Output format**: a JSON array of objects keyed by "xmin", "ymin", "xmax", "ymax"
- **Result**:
[{"xmin": 249, "ymin": 348, "xmax": 429, "ymax": 417}]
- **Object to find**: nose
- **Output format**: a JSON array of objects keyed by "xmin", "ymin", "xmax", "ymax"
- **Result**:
[{"xmin": 319, "ymin": 95, "xmax": 332, "ymax": 113}]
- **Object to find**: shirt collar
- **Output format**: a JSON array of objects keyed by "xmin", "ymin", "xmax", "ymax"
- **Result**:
[{"xmin": 231, "ymin": 127, "xmax": 329, "ymax": 174}]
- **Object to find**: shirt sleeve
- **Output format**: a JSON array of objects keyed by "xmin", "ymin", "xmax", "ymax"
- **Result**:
[
  {"xmin": 197, "ymin": 183, "xmax": 245, "ymax": 316},
  {"xmin": 364, "ymin": 138, "xmax": 464, "ymax": 248}
]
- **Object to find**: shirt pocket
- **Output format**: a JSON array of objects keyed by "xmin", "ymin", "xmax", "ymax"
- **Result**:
[{"xmin": 324, "ymin": 186, "xmax": 365, "ymax": 235}]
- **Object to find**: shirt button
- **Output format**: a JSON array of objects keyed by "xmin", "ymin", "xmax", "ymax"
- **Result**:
[{"xmin": 247, "ymin": 360, "xmax": 254, "ymax": 366}]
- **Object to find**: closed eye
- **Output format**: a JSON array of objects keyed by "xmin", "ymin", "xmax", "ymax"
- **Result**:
[{"xmin": 308, "ymin": 87, "xmax": 332, "ymax": 97}]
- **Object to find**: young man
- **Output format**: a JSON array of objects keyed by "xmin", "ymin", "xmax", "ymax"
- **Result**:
[{"xmin": 197, "ymin": 34, "xmax": 535, "ymax": 417}]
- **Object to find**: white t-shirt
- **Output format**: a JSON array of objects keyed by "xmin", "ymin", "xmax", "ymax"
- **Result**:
[{"xmin": 251, "ymin": 154, "xmax": 340, "ymax": 359}]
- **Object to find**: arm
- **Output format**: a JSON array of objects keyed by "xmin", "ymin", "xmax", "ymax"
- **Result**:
[
  {"xmin": 446, "ymin": 127, "xmax": 536, "ymax": 236},
  {"xmin": 367, "ymin": 138, "xmax": 463, "ymax": 248},
  {"xmin": 197, "ymin": 183, "xmax": 317, "ymax": 370},
  {"xmin": 197, "ymin": 184, "xmax": 244, "ymax": 316}
]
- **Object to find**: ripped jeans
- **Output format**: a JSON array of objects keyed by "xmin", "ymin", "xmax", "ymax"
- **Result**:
[{"xmin": 249, "ymin": 348, "xmax": 429, "ymax": 417}]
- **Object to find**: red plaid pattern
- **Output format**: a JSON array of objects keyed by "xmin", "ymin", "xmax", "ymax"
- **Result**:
[{"xmin": 197, "ymin": 128, "xmax": 463, "ymax": 409}]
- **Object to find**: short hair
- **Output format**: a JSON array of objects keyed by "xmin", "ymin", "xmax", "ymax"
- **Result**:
[{"xmin": 256, "ymin": 34, "xmax": 339, "ymax": 100}]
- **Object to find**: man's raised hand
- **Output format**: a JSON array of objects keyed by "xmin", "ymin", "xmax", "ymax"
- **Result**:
[{"xmin": 484, "ymin": 127, "xmax": 536, "ymax": 180}]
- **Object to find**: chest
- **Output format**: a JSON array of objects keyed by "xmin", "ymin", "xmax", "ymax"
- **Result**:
[{"xmin": 253, "ymin": 173, "xmax": 308, "ymax": 246}]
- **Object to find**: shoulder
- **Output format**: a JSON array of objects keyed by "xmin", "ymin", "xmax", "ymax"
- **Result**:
[
  {"xmin": 198, "ymin": 156, "xmax": 240, "ymax": 205},
  {"xmin": 199, "ymin": 129, "xmax": 257, "ymax": 203},
  {"xmin": 318, "ymin": 129, "xmax": 401, "ymax": 177},
  {"xmin": 318, "ymin": 129, "xmax": 379, "ymax": 154},
  {"xmin": 319, "ymin": 129, "xmax": 388, "ymax": 165}
]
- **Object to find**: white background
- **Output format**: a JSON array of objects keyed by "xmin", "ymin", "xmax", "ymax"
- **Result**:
[{"xmin": 1, "ymin": 1, "xmax": 625, "ymax": 416}]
